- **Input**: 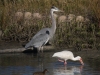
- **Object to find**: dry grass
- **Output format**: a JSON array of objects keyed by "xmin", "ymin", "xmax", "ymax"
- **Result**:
[{"xmin": 0, "ymin": 0, "xmax": 100, "ymax": 50}]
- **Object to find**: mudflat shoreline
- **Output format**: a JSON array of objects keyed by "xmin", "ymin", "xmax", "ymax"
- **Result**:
[
  {"xmin": 0, "ymin": 41, "xmax": 100, "ymax": 59},
  {"xmin": 0, "ymin": 41, "xmax": 54, "ymax": 53}
]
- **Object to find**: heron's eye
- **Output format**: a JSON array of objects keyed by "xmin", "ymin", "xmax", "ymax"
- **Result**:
[{"xmin": 51, "ymin": 6, "xmax": 58, "ymax": 10}]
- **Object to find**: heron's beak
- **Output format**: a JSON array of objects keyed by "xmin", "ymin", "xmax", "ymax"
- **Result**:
[
  {"xmin": 57, "ymin": 9, "xmax": 64, "ymax": 12},
  {"xmin": 79, "ymin": 58, "xmax": 84, "ymax": 65},
  {"xmin": 59, "ymin": 10, "xmax": 64, "ymax": 12}
]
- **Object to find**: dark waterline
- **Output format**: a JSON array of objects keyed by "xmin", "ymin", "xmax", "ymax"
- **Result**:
[{"xmin": 0, "ymin": 51, "xmax": 100, "ymax": 75}]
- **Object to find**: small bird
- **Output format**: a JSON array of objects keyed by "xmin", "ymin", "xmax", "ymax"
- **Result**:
[
  {"xmin": 52, "ymin": 50, "xmax": 84, "ymax": 65},
  {"xmin": 33, "ymin": 69, "xmax": 48, "ymax": 75}
]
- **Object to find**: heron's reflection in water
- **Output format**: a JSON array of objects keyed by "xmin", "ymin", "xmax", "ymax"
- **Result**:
[
  {"xmin": 53, "ymin": 65, "xmax": 83, "ymax": 75},
  {"xmin": 36, "ymin": 53, "xmax": 43, "ymax": 70}
]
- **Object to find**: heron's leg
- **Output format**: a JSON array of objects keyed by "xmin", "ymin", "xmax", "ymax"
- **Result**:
[
  {"xmin": 41, "ymin": 47, "xmax": 43, "ymax": 53},
  {"xmin": 32, "ymin": 47, "xmax": 34, "ymax": 50},
  {"xmin": 37, "ymin": 47, "xmax": 41, "ymax": 53}
]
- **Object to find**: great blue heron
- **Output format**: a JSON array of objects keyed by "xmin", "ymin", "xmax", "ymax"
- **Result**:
[{"xmin": 25, "ymin": 6, "xmax": 63, "ymax": 52}]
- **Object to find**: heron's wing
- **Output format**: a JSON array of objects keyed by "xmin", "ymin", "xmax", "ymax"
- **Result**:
[
  {"xmin": 32, "ymin": 33, "xmax": 50, "ymax": 47},
  {"xmin": 32, "ymin": 28, "xmax": 50, "ymax": 39},
  {"xmin": 25, "ymin": 30, "xmax": 50, "ymax": 49}
]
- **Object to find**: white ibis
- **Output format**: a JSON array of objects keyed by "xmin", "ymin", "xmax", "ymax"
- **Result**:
[{"xmin": 52, "ymin": 50, "xmax": 84, "ymax": 65}]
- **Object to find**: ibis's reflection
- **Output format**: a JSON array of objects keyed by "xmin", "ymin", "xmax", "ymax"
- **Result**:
[{"xmin": 53, "ymin": 65, "xmax": 83, "ymax": 75}]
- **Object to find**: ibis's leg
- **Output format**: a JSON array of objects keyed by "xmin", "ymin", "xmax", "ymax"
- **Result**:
[
  {"xmin": 58, "ymin": 59, "xmax": 67, "ymax": 65},
  {"xmin": 58, "ymin": 59, "xmax": 64, "ymax": 62},
  {"xmin": 64, "ymin": 60, "xmax": 67, "ymax": 65}
]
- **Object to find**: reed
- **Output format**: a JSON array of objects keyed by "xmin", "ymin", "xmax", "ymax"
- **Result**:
[{"xmin": 0, "ymin": 0, "xmax": 100, "ymax": 50}]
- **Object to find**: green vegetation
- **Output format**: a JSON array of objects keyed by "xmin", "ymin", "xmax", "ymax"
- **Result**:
[{"xmin": 0, "ymin": 0, "xmax": 100, "ymax": 50}]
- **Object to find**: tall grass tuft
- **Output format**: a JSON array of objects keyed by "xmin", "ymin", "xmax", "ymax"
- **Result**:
[{"xmin": 0, "ymin": 0, "xmax": 100, "ymax": 50}]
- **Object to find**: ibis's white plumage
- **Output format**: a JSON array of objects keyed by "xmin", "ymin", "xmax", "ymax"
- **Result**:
[
  {"xmin": 52, "ymin": 50, "xmax": 74, "ymax": 60},
  {"xmin": 52, "ymin": 50, "xmax": 84, "ymax": 65}
]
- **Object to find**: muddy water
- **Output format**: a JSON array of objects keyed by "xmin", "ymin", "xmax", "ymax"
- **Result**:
[{"xmin": 0, "ymin": 50, "xmax": 100, "ymax": 75}]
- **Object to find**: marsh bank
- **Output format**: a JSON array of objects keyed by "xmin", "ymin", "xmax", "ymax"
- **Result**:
[
  {"xmin": 0, "ymin": 41, "xmax": 55, "ymax": 53},
  {"xmin": 0, "ymin": 41, "xmax": 100, "ymax": 59}
]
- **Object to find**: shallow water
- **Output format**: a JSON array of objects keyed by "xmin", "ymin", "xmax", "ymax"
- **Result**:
[{"xmin": 0, "ymin": 51, "xmax": 100, "ymax": 75}]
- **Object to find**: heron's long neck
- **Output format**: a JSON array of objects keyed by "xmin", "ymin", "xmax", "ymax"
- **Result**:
[{"xmin": 50, "ymin": 10, "xmax": 56, "ymax": 35}]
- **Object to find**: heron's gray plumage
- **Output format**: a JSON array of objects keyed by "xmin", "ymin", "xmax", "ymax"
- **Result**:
[
  {"xmin": 25, "ymin": 30, "xmax": 50, "ymax": 48},
  {"xmin": 25, "ymin": 6, "xmax": 62, "ymax": 52}
]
